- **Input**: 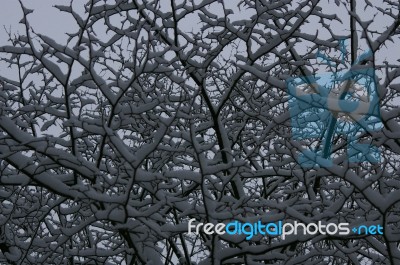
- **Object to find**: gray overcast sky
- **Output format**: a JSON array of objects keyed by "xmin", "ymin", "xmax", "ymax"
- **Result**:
[{"xmin": 0, "ymin": 0, "xmax": 76, "ymax": 45}]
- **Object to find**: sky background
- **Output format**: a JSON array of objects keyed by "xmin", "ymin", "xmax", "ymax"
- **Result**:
[{"xmin": 0, "ymin": 1, "xmax": 71, "ymax": 44}]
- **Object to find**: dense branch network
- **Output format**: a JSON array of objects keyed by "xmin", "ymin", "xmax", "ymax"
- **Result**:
[{"xmin": 0, "ymin": 0, "xmax": 399, "ymax": 264}]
